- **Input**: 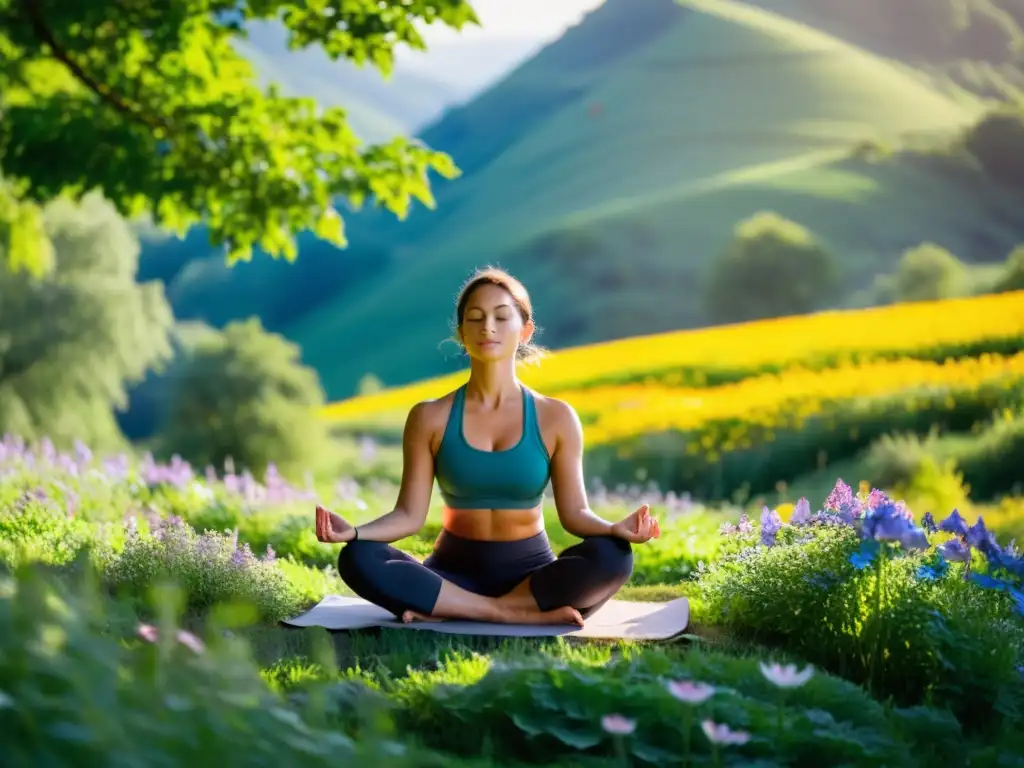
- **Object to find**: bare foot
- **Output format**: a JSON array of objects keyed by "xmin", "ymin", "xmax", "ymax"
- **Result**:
[
  {"xmin": 400, "ymin": 610, "xmax": 445, "ymax": 624},
  {"xmin": 500, "ymin": 605, "xmax": 585, "ymax": 627}
]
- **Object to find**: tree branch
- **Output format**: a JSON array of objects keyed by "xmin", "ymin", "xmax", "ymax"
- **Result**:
[{"xmin": 17, "ymin": 0, "xmax": 164, "ymax": 130}]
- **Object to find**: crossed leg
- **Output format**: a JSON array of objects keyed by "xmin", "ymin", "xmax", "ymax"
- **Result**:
[
  {"xmin": 337, "ymin": 540, "xmax": 584, "ymax": 626},
  {"xmin": 337, "ymin": 536, "xmax": 633, "ymax": 626}
]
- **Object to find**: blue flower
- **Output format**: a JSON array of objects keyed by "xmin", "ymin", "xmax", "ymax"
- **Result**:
[
  {"xmin": 1011, "ymin": 589, "xmax": 1024, "ymax": 618},
  {"xmin": 938, "ymin": 509, "xmax": 968, "ymax": 538},
  {"xmin": 937, "ymin": 538, "xmax": 971, "ymax": 563},
  {"xmin": 850, "ymin": 540, "xmax": 880, "ymax": 570},
  {"xmin": 862, "ymin": 501, "xmax": 929, "ymax": 549},
  {"xmin": 920, "ymin": 512, "xmax": 938, "ymax": 534}
]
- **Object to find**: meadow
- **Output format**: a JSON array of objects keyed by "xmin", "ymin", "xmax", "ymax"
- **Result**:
[
  {"xmin": 5, "ymin": 292, "xmax": 1024, "ymax": 765},
  {"xmin": 3, "ymin": 428, "xmax": 1023, "ymax": 766}
]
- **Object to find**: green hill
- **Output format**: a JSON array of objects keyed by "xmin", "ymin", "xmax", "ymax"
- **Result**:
[{"xmin": 273, "ymin": 0, "xmax": 1024, "ymax": 399}]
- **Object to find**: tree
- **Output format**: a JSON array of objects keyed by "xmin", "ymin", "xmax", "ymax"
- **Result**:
[
  {"xmin": 159, "ymin": 317, "xmax": 329, "ymax": 479},
  {"xmin": 994, "ymin": 244, "xmax": 1024, "ymax": 292},
  {"xmin": 0, "ymin": 191, "xmax": 174, "ymax": 447},
  {"xmin": 0, "ymin": 1, "xmax": 478, "ymax": 277},
  {"xmin": 963, "ymin": 107, "xmax": 1024, "ymax": 188},
  {"xmin": 874, "ymin": 243, "xmax": 969, "ymax": 303},
  {"xmin": 702, "ymin": 212, "xmax": 840, "ymax": 324}
]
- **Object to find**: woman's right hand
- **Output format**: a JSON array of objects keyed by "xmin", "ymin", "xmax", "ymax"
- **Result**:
[{"xmin": 315, "ymin": 504, "xmax": 355, "ymax": 544}]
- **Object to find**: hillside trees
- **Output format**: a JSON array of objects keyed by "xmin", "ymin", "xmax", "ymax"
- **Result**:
[
  {"xmin": 964, "ymin": 107, "xmax": 1024, "ymax": 187},
  {"xmin": 0, "ymin": 192, "xmax": 173, "ymax": 447},
  {"xmin": 702, "ymin": 212, "xmax": 840, "ymax": 324},
  {"xmin": 994, "ymin": 245, "xmax": 1024, "ymax": 292},
  {"xmin": 158, "ymin": 318, "xmax": 329, "ymax": 479},
  {"xmin": 0, "ymin": 0, "xmax": 477, "ymax": 277},
  {"xmin": 874, "ymin": 243, "xmax": 970, "ymax": 303}
]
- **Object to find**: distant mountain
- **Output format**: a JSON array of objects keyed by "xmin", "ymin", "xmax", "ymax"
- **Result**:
[{"xmin": 131, "ymin": 0, "xmax": 1024, "ymax": 416}]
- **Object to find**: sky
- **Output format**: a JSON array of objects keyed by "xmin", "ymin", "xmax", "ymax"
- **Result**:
[{"xmin": 420, "ymin": 0, "xmax": 607, "ymax": 45}]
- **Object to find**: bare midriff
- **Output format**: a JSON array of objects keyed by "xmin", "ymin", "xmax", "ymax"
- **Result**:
[{"xmin": 441, "ymin": 506, "xmax": 546, "ymax": 542}]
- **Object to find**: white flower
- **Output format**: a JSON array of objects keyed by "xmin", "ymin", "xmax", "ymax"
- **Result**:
[
  {"xmin": 666, "ymin": 679, "xmax": 716, "ymax": 704},
  {"xmin": 759, "ymin": 661, "xmax": 814, "ymax": 688},
  {"xmin": 701, "ymin": 720, "xmax": 750, "ymax": 745},
  {"xmin": 600, "ymin": 714, "xmax": 636, "ymax": 735}
]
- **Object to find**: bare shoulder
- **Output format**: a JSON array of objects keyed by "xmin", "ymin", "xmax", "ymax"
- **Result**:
[
  {"xmin": 531, "ymin": 390, "xmax": 583, "ymax": 442},
  {"xmin": 404, "ymin": 390, "xmax": 458, "ymax": 448}
]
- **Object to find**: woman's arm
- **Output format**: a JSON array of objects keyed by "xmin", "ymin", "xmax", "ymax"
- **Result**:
[
  {"xmin": 342, "ymin": 402, "xmax": 436, "ymax": 543},
  {"xmin": 549, "ymin": 399, "xmax": 660, "ymax": 543},
  {"xmin": 549, "ymin": 401, "xmax": 618, "ymax": 538}
]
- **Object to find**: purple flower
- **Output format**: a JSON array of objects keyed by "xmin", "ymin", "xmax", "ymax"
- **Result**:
[
  {"xmin": 760, "ymin": 506, "xmax": 783, "ymax": 547},
  {"xmin": 920, "ymin": 512, "xmax": 937, "ymax": 534},
  {"xmin": 825, "ymin": 480, "xmax": 854, "ymax": 513},
  {"xmin": 938, "ymin": 539, "xmax": 971, "ymax": 563},
  {"xmin": 938, "ymin": 509, "xmax": 968, "ymax": 538},
  {"xmin": 862, "ymin": 501, "xmax": 928, "ymax": 550},
  {"xmin": 737, "ymin": 514, "xmax": 754, "ymax": 535},
  {"xmin": 791, "ymin": 498, "xmax": 811, "ymax": 525}
]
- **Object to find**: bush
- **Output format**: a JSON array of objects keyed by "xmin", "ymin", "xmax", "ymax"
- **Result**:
[
  {"xmin": 158, "ymin": 317, "xmax": 330, "ymax": 480},
  {"xmin": 101, "ymin": 515, "xmax": 308, "ymax": 623},
  {"xmin": 697, "ymin": 482, "xmax": 1024, "ymax": 732},
  {"xmin": 702, "ymin": 212, "xmax": 840, "ymax": 324},
  {"xmin": 995, "ymin": 245, "xmax": 1024, "ymax": 293},
  {"xmin": 874, "ymin": 243, "xmax": 970, "ymax": 303}
]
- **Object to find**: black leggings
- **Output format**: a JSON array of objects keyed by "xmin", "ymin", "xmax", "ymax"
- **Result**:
[{"xmin": 337, "ymin": 529, "xmax": 633, "ymax": 618}]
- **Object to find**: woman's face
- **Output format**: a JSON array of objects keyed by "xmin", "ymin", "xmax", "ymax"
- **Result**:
[{"xmin": 459, "ymin": 283, "xmax": 533, "ymax": 362}]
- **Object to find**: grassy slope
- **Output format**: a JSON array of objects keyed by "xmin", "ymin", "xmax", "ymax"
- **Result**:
[{"xmin": 283, "ymin": 0, "xmax": 1014, "ymax": 399}]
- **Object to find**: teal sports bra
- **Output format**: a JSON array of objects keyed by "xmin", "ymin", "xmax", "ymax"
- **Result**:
[{"xmin": 435, "ymin": 384, "xmax": 551, "ymax": 509}]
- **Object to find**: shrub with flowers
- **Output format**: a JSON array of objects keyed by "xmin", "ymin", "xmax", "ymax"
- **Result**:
[{"xmin": 698, "ymin": 479, "xmax": 1024, "ymax": 731}]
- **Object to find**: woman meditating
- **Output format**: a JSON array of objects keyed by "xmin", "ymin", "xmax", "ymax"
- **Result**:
[{"xmin": 314, "ymin": 267, "xmax": 661, "ymax": 627}]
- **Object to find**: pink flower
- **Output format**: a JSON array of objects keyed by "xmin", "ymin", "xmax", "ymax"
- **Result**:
[
  {"xmin": 137, "ymin": 623, "xmax": 158, "ymax": 643},
  {"xmin": 666, "ymin": 680, "xmax": 716, "ymax": 704},
  {"xmin": 176, "ymin": 630, "xmax": 205, "ymax": 654},
  {"xmin": 759, "ymin": 661, "xmax": 814, "ymax": 688},
  {"xmin": 600, "ymin": 714, "xmax": 636, "ymax": 735},
  {"xmin": 701, "ymin": 719, "xmax": 750, "ymax": 745}
]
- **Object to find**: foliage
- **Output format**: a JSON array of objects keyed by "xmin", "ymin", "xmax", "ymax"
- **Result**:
[
  {"xmin": 698, "ymin": 481, "xmax": 1024, "ymax": 730},
  {"xmin": 0, "ymin": 0, "xmax": 475, "ymax": 276},
  {"xmin": 0, "ymin": 192, "xmax": 173, "ymax": 448},
  {"xmin": 101, "ymin": 515, "xmax": 304, "ymax": 623},
  {"xmin": 701, "ymin": 212, "xmax": 840, "ymax": 324},
  {"xmin": 874, "ymin": 242, "xmax": 969, "ymax": 303},
  {"xmin": 964, "ymin": 107, "xmax": 1024, "ymax": 188},
  {"xmin": 0, "ymin": 565, "xmax": 481, "ymax": 768},
  {"xmin": 158, "ymin": 317, "xmax": 330, "ymax": 479}
]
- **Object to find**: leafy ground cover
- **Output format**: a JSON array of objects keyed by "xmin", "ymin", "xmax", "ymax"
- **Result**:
[{"xmin": 2, "ymin": 436, "xmax": 1023, "ymax": 765}]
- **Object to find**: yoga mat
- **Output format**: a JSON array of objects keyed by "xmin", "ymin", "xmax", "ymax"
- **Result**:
[{"xmin": 282, "ymin": 595, "xmax": 690, "ymax": 640}]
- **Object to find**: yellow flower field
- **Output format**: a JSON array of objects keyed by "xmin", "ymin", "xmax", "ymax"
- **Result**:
[
  {"xmin": 568, "ymin": 351, "xmax": 1024, "ymax": 448},
  {"xmin": 322, "ymin": 291, "xmax": 1024, "ymax": 424}
]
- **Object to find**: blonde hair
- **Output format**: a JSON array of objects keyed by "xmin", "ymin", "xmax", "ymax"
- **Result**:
[{"xmin": 452, "ymin": 266, "xmax": 547, "ymax": 364}]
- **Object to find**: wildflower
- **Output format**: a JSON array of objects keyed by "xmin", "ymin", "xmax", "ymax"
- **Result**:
[
  {"xmin": 137, "ymin": 623, "xmax": 158, "ymax": 643},
  {"xmin": 760, "ymin": 506, "xmax": 783, "ymax": 547},
  {"xmin": 938, "ymin": 509, "xmax": 969, "ymax": 538},
  {"xmin": 937, "ymin": 538, "xmax": 971, "ymax": 563},
  {"xmin": 759, "ymin": 661, "xmax": 814, "ymax": 688},
  {"xmin": 719, "ymin": 521, "xmax": 737, "ymax": 536},
  {"xmin": 920, "ymin": 511, "xmax": 938, "ymax": 534},
  {"xmin": 790, "ymin": 497, "xmax": 811, "ymax": 525},
  {"xmin": 263, "ymin": 544, "xmax": 276, "ymax": 562},
  {"xmin": 176, "ymin": 630, "xmax": 206, "ymax": 654},
  {"xmin": 701, "ymin": 720, "xmax": 750, "ymax": 745},
  {"xmin": 1011, "ymin": 589, "xmax": 1024, "ymax": 618},
  {"xmin": 600, "ymin": 714, "xmax": 636, "ymax": 735},
  {"xmin": 666, "ymin": 680, "xmax": 716, "ymax": 704},
  {"xmin": 737, "ymin": 514, "xmax": 754, "ymax": 535},
  {"xmin": 861, "ymin": 501, "xmax": 928, "ymax": 549}
]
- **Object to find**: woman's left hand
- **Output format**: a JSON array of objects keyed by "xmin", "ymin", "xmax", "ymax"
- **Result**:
[{"xmin": 610, "ymin": 503, "xmax": 661, "ymax": 544}]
